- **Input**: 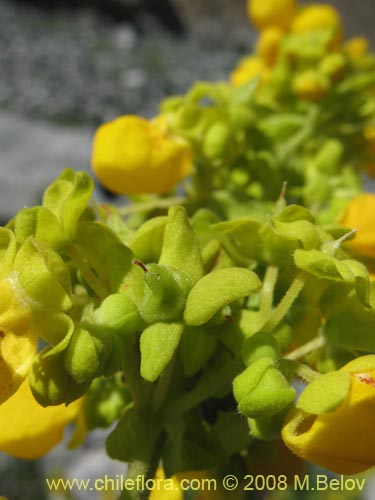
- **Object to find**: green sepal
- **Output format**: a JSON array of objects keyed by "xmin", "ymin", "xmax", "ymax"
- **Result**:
[
  {"xmin": 202, "ymin": 121, "xmax": 232, "ymax": 160},
  {"xmin": 211, "ymin": 217, "xmax": 261, "ymax": 265},
  {"xmin": 140, "ymin": 322, "xmax": 183, "ymax": 382},
  {"xmin": 64, "ymin": 325, "xmax": 114, "ymax": 384},
  {"xmin": 13, "ymin": 237, "xmax": 72, "ymax": 310},
  {"xmin": 233, "ymin": 357, "xmax": 296, "ymax": 419},
  {"xmin": 129, "ymin": 216, "xmax": 167, "ymax": 263},
  {"xmin": 43, "ymin": 168, "xmax": 94, "ymax": 239},
  {"xmin": 241, "ymin": 332, "xmax": 279, "ymax": 367},
  {"xmin": 139, "ymin": 264, "xmax": 191, "ymax": 323},
  {"xmin": 106, "ymin": 407, "xmax": 161, "ymax": 462},
  {"xmin": 323, "ymin": 292, "xmax": 375, "ymax": 352},
  {"xmin": 272, "ymin": 206, "xmax": 320, "ymax": 250},
  {"xmin": 191, "ymin": 208, "xmax": 220, "ymax": 247},
  {"xmin": 217, "ymin": 309, "xmax": 261, "ymax": 354},
  {"xmin": 184, "ymin": 267, "xmax": 261, "ymax": 326},
  {"xmin": 74, "ymin": 221, "xmax": 133, "ymax": 293},
  {"xmin": 0, "ymin": 228, "xmax": 16, "ymax": 278},
  {"xmin": 248, "ymin": 404, "xmax": 292, "ymax": 440},
  {"xmin": 294, "ymin": 249, "xmax": 353, "ymax": 282},
  {"xmin": 12, "ymin": 206, "xmax": 64, "ymax": 249},
  {"xmin": 296, "ymin": 371, "xmax": 350, "ymax": 415},
  {"xmin": 83, "ymin": 376, "xmax": 131, "ymax": 430},
  {"xmin": 159, "ymin": 206, "xmax": 204, "ymax": 285},
  {"xmin": 342, "ymin": 259, "xmax": 371, "ymax": 307},
  {"xmin": 180, "ymin": 326, "xmax": 217, "ymax": 377},
  {"xmin": 95, "ymin": 293, "xmax": 142, "ymax": 337},
  {"xmin": 29, "ymin": 348, "xmax": 90, "ymax": 406},
  {"xmin": 258, "ymin": 113, "xmax": 305, "ymax": 140},
  {"xmin": 31, "ymin": 310, "xmax": 74, "ymax": 346}
]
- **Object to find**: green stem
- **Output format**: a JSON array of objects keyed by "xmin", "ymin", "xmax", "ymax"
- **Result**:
[
  {"xmin": 259, "ymin": 265, "xmax": 278, "ymax": 318},
  {"xmin": 163, "ymin": 358, "xmax": 242, "ymax": 419},
  {"xmin": 120, "ymin": 430, "xmax": 166, "ymax": 500},
  {"xmin": 284, "ymin": 335, "xmax": 326, "ymax": 361},
  {"xmin": 153, "ymin": 355, "xmax": 176, "ymax": 413},
  {"xmin": 294, "ymin": 363, "xmax": 321, "ymax": 383},
  {"xmin": 119, "ymin": 196, "xmax": 186, "ymax": 215},
  {"xmin": 263, "ymin": 270, "xmax": 308, "ymax": 333},
  {"xmin": 65, "ymin": 244, "xmax": 108, "ymax": 300}
]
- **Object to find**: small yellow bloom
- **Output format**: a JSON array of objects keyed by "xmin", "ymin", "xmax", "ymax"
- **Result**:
[
  {"xmin": 292, "ymin": 71, "xmax": 328, "ymax": 102},
  {"xmin": 0, "ymin": 380, "xmax": 81, "ymax": 459},
  {"xmin": 247, "ymin": 0, "xmax": 297, "ymax": 31},
  {"xmin": 91, "ymin": 115, "xmax": 192, "ymax": 195},
  {"xmin": 291, "ymin": 5, "xmax": 341, "ymax": 34},
  {"xmin": 345, "ymin": 37, "xmax": 369, "ymax": 59},
  {"xmin": 339, "ymin": 193, "xmax": 375, "ymax": 260},
  {"xmin": 282, "ymin": 355, "xmax": 375, "ymax": 474},
  {"xmin": 0, "ymin": 277, "xmax": 38, "ymax": 404},
  {"xmin": 256, "ymin": 27, "xmax": 284, "ymax": 66},
  {"xmin": 230, "ymin": 56, "xmax": 269, "ymax": 87}
]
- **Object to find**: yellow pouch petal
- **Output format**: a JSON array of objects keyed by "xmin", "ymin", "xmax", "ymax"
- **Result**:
[
  {"xmin": 291, "ymin": 5, "xmax": 341, "ymax": 34},
  {"xmin": 0, "ymin": 380, "xmax": 82, "ymax": 459},
  {"xmin": 91, "ymin": 115, "xmax": 192, "ymax": 195},
  {"xmin": 248, "ymin": 0, "xmax": 296, "ymax": 31},
  {"xmin": 282, "ymin": 355, "xmax": 375, "ymax": 474}
]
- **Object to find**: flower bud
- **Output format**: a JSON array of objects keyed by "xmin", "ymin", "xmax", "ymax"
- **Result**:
[{"xmin": 96, "ymin": 293, "xmax": 141, "ymax": 337}]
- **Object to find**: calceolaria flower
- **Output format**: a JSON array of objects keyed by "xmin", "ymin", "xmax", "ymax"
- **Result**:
[
  {"xmin": 282, "ymin": 356, "xmax": 375, "ymax": 474},
  {"xmin": 345, "ymin": 36, "xmax": 369, "ymax": 59},
  {"xmin": 291, "ymin": 4, "xmax": 341, "ymax": 34},
  {"xmin": 339, "ymin": 193, "xmax": 375, "ymax": 260},
  {"xmin": 0, "ymin": 277, "xmax": 38, "ymax": 404},
  {"xmin": 256, "ymin": 27, "xmax": 284, "ymax": 66},
  {"xmin": 91, "ymin": 115, "xmax": 192, "ymax": 195},
  {"xmin": 247, "ymin": 0, "xmax": 297, "ymax": 31},
  {"xmin": 0, "ymin": 380, "xmax": 81, "ymax": 459}
]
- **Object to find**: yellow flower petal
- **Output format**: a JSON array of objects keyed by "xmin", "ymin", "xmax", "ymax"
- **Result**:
[
  {"xmin": 292, "ymin": 71, "xmax": 328, "ymax": 102},
  {"xmin": 91, "ymin": 115, "xmax": 192, "ymax": 195},
  {"xmin": 0, "ymin": 380, "xmax": 82, "ymax": 459},
  {"xmin": 282, "ymin": 355, "xmax": 375, "ymax": 474},
  {"xmin": 0, "ymin": 278, "xmax": 38, "ymax": 404},
  {"xmin": 247, "ymin": 0, "xmax": 297, "ymax": 31},
  {"xmin": 339, "ymin": 193, "xmax": 375, "ymax": 260},
  {"xmin": 291, "ymin": 5, "xmax": 341, "ymax": 34},
  {"xmin": 345, "ymin": 37, "xmax": 369, "ymax": 60},
  {"xmin": 230, "ymin": 56, "xmax": 269, "ymax": 87},
  {"xmin": 256, "ymin": 27, "xmax": 284, "ymax": 66}
]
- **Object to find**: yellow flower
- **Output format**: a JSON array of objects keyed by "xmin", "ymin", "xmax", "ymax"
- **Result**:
[
  {"xmin": 0, "ymin": 379, "xmax": 81, "ymax": 459},
  {"xmin": 292, "ymin": 71, "xmax": 328, "ymax": 102},
  {"xmin": 91, "ymin": 115, "xmax": 192, "ymax": 195},
  {"xmin": 339, "ymin": 193, "xmax": 375, "ymax": 260},
  {"xmin": 256, "ymin": 27, "xmax": 284, "ymax": 66},
  {"xmin": 230, "ymin": 56, "xmax": 269, "ymax": 87},
  {"xmin": 345, "ymin": 37, "xmax": 369, "ymax": 59},
  {"xmin": 291, "ymin": 5, "xmax": 341, "ymax": 34},
  {"xmin": 282, "ymin": 355, "xmax": 375, "ymax": 474},
  {"xmin": 0, "ymin": 277, "xmax": 38, "ymax": 404},
  {"xmin": 149, "ymin": 467, "xmax": 222, "ymax": 500},
  {"xmin": 247, "ymin": 0, "xmax": 297, "ymax": 31}
]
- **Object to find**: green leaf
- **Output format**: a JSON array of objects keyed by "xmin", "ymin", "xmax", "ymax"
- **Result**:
[
  {"xmin": 13, "ymin": 238, "xmax": 72, "ymax": 310},
  {"xmin": 159, "ymin": 206, "xmax": 204, "ymax": 284},
  {"xmin": 129, "ymin": 216, "xmax": 167, "ymax": 263},
  {"xmin": 184, "ymin": 267, "xmax": 261, "ymax": 326},
  {"xmin": 297, "ymin": 371, "xmax": 350, "ymax": 415},
  {"xmin": 180, "ymin": 326, "xmax": 217, "ymax": 377},
  {"xmin": 43, "ymin": 169, "xmax": 94, "ymax": 239},
  {"xmin": 106, "ymin": 407, "xmax": 161, "ymax": 462},
  {"xmin": 140, "ymin": 322, "xmax": 183, "ymax": 382},
  {"xmin": 343, "ymin": 259, "xmax": 371, "ymax": 307}
]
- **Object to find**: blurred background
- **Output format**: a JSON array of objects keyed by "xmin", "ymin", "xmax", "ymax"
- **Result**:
[{"xmin": 0, "ymin": 1, "xmax": 374, "ymax": 499}]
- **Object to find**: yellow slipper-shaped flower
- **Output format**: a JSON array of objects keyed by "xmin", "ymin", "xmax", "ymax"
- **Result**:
[
  {"xmin": 247, "ymin": 0, "xmax": 297, "ymax": 31},
  {"xmin": 282, "ymin": 356, "xmax": 375, "ymax": 474},
  {"xmin": 0, "ymin": 380, "xmax": 81, "ymax": 459},
  {"xmin": 339, "ymin": 193, "xmax": 375, "ymax": 260},
  {"xmin": 91, "ymin": 115, "xmax": 192, "ymax": 195},
  {"xmin": 0, "ymin": 277, "xmax": 38, "ymax": 404},
  {"xmin": 291, "ymin": 4, "xmax": 341, "ymax": 34}
]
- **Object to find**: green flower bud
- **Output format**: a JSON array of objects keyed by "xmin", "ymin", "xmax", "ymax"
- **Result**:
[
  {"xmin": 233, "ymin": 357, "xmax": 296, "ymax": 419},
  {"xmin": 202, "ymin": 122, "xmax": 232, "ymax": 159},
  {"xmin": 242, "ymin": 332, "xmax": 279, "ymax": 366},
  {"xmin": 320, "ymin": 53, "xmax": 346, "ymax": 81},
  {"xmin": 248, "ymin": 404, "xmax": 292, "ymax": 440},
  {"xmin": 64, "ymin": 326, "xmax": 113, "ymax": 384},
  {"xmin": 29, "ymin": 348, "xmax": 89, "ymax": 406},
  {"xmin": 96, "ymin": 293, "xmax": 141, "ymax": 337}
]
